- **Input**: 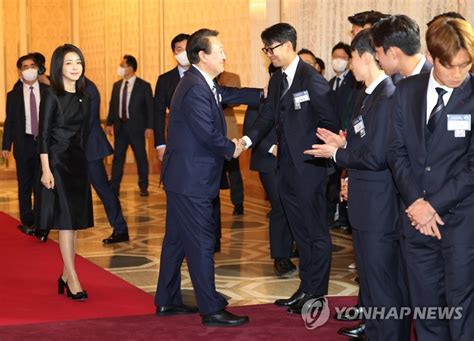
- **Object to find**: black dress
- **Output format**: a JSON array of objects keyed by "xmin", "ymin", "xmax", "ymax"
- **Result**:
[{"xmin": 35, "ymin": 88, "xmax": 93, "ymax": 230}]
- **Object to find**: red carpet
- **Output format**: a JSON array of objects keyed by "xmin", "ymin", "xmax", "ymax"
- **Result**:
[{"xmin": 0, "ymin": 211, "xmax": 154, "ymax": 326}]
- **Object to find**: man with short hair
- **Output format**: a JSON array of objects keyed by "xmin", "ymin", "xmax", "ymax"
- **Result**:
[
  {"xmin": 2, "ymin": 54, "xmax": 48, "ymax": 234},
  {"xmin": 348, "ymin": 10, "xmax": 388, "ymax": 38},
  {"xmin": 106, "ymin": 54, "xmax": 154, "ymax": 197},
  {"xmin": 388, "ymin": 17, "xmax": 474, "ymax": 340}
]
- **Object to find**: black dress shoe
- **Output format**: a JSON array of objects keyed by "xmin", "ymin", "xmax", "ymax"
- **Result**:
[
  {"xmin": 274, "ymin": 291, "xmax": 310, "ymax": 307},
  {"xmin": 139, "ymin": 189, "xmax": 149, "ymax": 197},
  {"xmin": 17, "ymin": 224, "xmax": 37, "ymax": 236},
  {"xmin": 287, "ymin": 295, "xmax": 321, "ymax": 314},
  {"xmin": 333, "ymin": 306, "xmax": 363, "ymax": 321},
  {"xmin": 232, "ymin": 204, "xmax": 243, "ymax": 216},
  {"xmin": 202, "ymin": 309, "xmax": 249, "ymax": 327},
  {"xmin": 338, "ymin": 322, "xmax": 366, "ymax": 338},
  {"xmin": 35, "ymin": 230, "xmax": 49, "ymax": 242},
  {"xmin": 274, "ymin": 258, "xmax": 296, "ymax": 276},
  {"xmin": 102, "ymin": 232, "xmax": 130, "ymax": 244},
  {"xmin": 156, "ymin": 304, "xmax": 198, "ymax": 316}
]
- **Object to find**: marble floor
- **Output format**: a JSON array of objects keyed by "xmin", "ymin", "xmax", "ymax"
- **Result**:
[{"xmin": 0, "ymin": 172, "xmax": 359, "ymax": 307}]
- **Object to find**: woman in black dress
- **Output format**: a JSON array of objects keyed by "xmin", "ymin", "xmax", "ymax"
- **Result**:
[{"xmin": 36, "ymin": 44, "xmax": 93, "ymax": 300}]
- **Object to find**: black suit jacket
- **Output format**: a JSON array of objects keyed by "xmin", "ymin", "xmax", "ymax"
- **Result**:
[
  {"xmin": 85, "ymin": 79, "xmax": 113, "ymax": 162},
  {"xmin": 247, "ymin": 59, "xmax": 339, "ymax": 179},
  {"xmin": 153, "ymin": 67, "xmax": 181, "ymax": 147},
  {"xmin": 388, "ymin": 72, "xmax": 474, "ymax": 243},
  {"xmin": 2, "ymin": 82, "xmax": 49, "ymax": 158},
  {"xmin": 106, "ymin": 77, "xmax": 154, "ymax": 137},
  {"xmin": 329, "ymin": 70, "xmax": 358, "ymax": 130},
  {"xmin": 335, "ymin": 77, "xmax": 397, "ymax": 232}
]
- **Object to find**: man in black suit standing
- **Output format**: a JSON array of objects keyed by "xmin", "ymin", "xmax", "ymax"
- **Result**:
[
  {"xmin": 2, "ymin": 54, "xmax": 48, "ymax": 232},
  {"xmin": 242, "ymin": 23, "xmax": 339, "ymax": 315},
  {"xmin": 305, "ymin": 29, "xmax": 409, "ymax": 341},
  {"xmin": 86, "ymin": 79, "xmax": 129, "ymax": 244},
  {"xmin": 154, "ymin": 28, "xmax": 261, "ymax": 327},
  {"xmin": 106, "ymin": 55, "xmax": 154, "ymax": 197},
  {"xmin": 388, "ymin": 18, "xmax": 474, "ymax": 340},
  {"xmin": 154, "ymin": 33, "xmax": 190, "ymax": 161},
  {"xmin": 372, "ymin": 15, "xmax": 432, "ymax": 79}
]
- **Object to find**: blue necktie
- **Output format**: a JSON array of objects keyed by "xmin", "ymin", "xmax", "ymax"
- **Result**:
[{"xmin": 427, "ymin": 87, "xmax": 447, "ymax": 133}]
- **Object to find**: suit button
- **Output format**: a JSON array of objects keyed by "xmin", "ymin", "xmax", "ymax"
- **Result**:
[
  {"xmin": 425, "ymin": 166, "xmax": 431, "ymax": 172},
  {"xmin": 423, "ymin": 189, "xmax": 426, "ymax": 195}
]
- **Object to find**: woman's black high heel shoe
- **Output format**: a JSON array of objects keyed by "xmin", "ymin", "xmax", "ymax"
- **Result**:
[
  {"xmin": 66, "ymin": 284, "xmax": 88, "ymax": 300},
  {"xmin": 58, "ymin": 276, "xmax": 67, "ymax": 295}
]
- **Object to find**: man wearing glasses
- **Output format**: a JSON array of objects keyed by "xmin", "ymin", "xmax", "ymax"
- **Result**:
[{"xmin": 241, "ymin": 23, "xmax": 339, "ymax": 314}]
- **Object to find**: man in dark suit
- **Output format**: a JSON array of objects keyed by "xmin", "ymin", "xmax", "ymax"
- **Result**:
[
  {"xmin": 305, "ymin": 29, "xmax": 409, "ymax": 341},
  {"xmin": 106, "ymin": 55, "xmax": 154, "ymax": 197},
  {"xmin": 388, "ymin": 18, "xmax": 474, "ymax": 340},
  {"xmin": 2, "ymin": 54, "xmax": 48, "ymax": 231},
  {"xmin": 242, "ymin": 23, "xmax": 339, "ymax": 315},
  {"xmin": 242, "ymin": 65, "xmax": 296, "ymax": 277},
  {"xmin": 155, "ymin": 28, "xmax": 261, "ymax": 327},
  {"xmin": 154, "ymin": 33, "xmax": 190, "ymax": 161},
  {"xmin": 86, "ymin": 79, "xmax": 129, "ymax": 244},
  {"xmin": 372, "ymin": 15, "xmax": 432, "ymax": 79}
]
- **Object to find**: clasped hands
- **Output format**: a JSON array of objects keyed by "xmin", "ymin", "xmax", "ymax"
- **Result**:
[
  {"xmin": 406, "ymin": 198, "xmax": 444, "ymax": 240},
  {"xmin": 232, "ymin": 138, "xmax": 247, "ymax": 158},
  {"xmin": 304, "ymin": 128, "xmax": 347, "ymax": 158}
]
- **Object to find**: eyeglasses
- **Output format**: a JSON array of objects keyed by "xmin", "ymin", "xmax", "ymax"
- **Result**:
[{"xmin": 261, "ymin": 42, "xmax": 285, "ymax": 55}]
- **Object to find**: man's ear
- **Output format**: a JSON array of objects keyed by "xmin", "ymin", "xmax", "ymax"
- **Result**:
[
  {"xmin": 198, "ymin": 50, "xmax": 207, "ymax": 64},
  {"xmin": 425, "ymin": 51, "xmax": 434, "ymax": 65}
]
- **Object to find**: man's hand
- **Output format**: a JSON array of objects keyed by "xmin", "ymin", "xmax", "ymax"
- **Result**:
[
  {"xmin": 340, "ymin": 178, "xmax": 348, "ymax": 201},
  {"xmin": 415, "ymin": 214, "xmax": 444, "ymax": 240},
  {"xmin": 406, "ymin": 198, "xmax": 437, "ymax": 226},
  {"xmin": 145, "ymin": 128, "xmax": 154, "ymax": 138},
  {"xmin": 1, "ymin": 150, "xmax": 9, "ymax": 159},
  {"xmin": 105, "ymin": 125, "xmax": 114, "ymax": 136},
  {"xmin": 156, "ymin": 147, "xmax": 166, "ymax": 162},
  {"xmin": 316, "ymin": 128, "xmax": 346, "ymax": 148},
  {"xmin": 232, "ymin": 138, "xmax": 244, "ymax": 158},
  {"xmin": 304, "ymin": 143, "xmax": 337, "ymax": 159},
  {"xmin": 271, "ymin": 145, "xmax": 278, "ymax": 157}
]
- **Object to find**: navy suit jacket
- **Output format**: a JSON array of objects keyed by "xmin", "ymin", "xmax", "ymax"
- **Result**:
[
  {"xmin": 388, "ymin": 72, "xmax": 474, "ymax": 243},
  {"xmin": 106, "ymin": 77, "xmax": 154, "ymax": 138},
  {"xmin": 335, "ymin": 77, "xmax": 397, "ymax": 232},
  {"xmin": 153, "ymin": 66, "xmax": 181, "ymax": 147},
  {"xmin": 85, "ymin": 79, "xmax": 113, "ymax": 162},
  {"xmin": 2, "ymin": 82, "xmax": 49, "ymax": 158},
  {"xmin": 247, "ymin": 59, "xmax": 339, "ymax": 180},
  {"xmin": 161, "ymin": 66, "xmax": 261, "ymax": 198}
]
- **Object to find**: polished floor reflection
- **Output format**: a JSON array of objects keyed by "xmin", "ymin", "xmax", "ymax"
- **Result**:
[{"xmin": 0, "ymin": 173, "xmax": 358, "ymax": 306}]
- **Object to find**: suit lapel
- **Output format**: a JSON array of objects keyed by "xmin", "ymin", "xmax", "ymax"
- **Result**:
[{"xmin": 15, "ymin": 85, "xmax": 27, "ymax": 127}]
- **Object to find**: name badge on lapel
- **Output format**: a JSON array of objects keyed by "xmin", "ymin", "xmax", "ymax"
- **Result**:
[
  {"xmin": 352, "ymin": 115, "xmax": 366, "ymax": 138},
  {"xmin": 293, "ymin": 90, "xmax": 310, "ymax": 110},
  {"xmin": 447, "ymin": 114, "xmax": 471, "ymax": 138}
]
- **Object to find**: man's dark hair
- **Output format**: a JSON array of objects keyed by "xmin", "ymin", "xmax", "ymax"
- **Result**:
[
  {"xmin": 348, "ymin": 10, "xmax": 387, "ymax": 27},
  {"xmin": 261, "ymin": 23, "xmax": 297, "ymax": 51},
  {"xmin": 371, "ymin": 14, "xmax": 421, "ymax": 56},
  {"xmin": 16, "ymin": 54, "xmax": 37, "ymax": 69},
  {"xmin": 171, "ymin": 33, "xmax": 190, "ymax": 51},
  {"xmin": 32, "ymin": 52, "xmax": 46, "ymax": 74},
  {"xmin": 332, "ymin": 42, "xmax": 352, "ymax": 58},
  {"xmin": 351, "ymin": 29, "xmax": 376, "ymax": 58},
  {"xmin": 297, "ymin": 48, "xmax": 317, "ymax": 64},
  {"xmin": 315, "ymin": 57, "xmax": 325, "ymax": 72},
  {"xmin": 187, "ymin": 28, "xmax": 219, "ymax": 65},
  {"xmin": 427, "ymin": 12, "xmax": 466, "ymax": 27},
  {"xmin": 123, "ymin": 54, "xmax": 138, "ymax": 71},
  {"xmin": 50, "ymin": 44, "xmax": 86, "ymax": 95}
]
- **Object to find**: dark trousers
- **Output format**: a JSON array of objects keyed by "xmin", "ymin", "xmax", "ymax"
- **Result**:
[
  {"xmin": 155, "ymin": 191, "xmax": 228, "ymax": 315},
  {"xmin": 277, "ymin": 146, "xmax": 331, "ymax": 295},
  {"xmin": 213, "ymin": 196, "xmax": 221, "ymax": 241},
  {"xmin": 352, "ymin": 229, "xmax": 410, "ymax": 341},
  {"xmin": 88, "ymin": 159, "xmax": 128, "ymax": 234},
  {"xmin": 404, "ymin": 232, "xmax": 474, "ymax": 341},
  {"xmin": 259, "ymin": 170, "xmax": 293, "ymax": 259},
  {"xmin": 14, "ymin": 136, "xmax": 40, "ymax": 226},
  {"xmin": 111, "ymin": 126, "xmax": 148, "ymax": 193},
  {"xmin": 223, "ymin": 158, "xmax": 243, "ymax": 206}
]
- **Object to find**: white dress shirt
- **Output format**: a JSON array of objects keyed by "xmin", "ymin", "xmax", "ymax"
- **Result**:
[
  {"xmin": 425, "ymin": 69, "xmax": 454, "ymax": 123},
  {"xmin": 23, "ymin": 81, "xmax": 41, "ymax": 135}
]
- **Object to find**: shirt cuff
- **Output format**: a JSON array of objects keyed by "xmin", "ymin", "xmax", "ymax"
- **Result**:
[
  {"xmin": 242, "ymin": 136, "xmax": 252, "ymax": 149},
  {"xmin": 333, "ymin": 148, "xmax": 338, "ymax": 162},
  {"xmin": 156, "ymin": 144, "xmax": 166, "ymax": 150}
]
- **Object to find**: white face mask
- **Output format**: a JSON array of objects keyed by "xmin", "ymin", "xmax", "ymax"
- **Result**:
[
  {"xmin": 22, "ymin": 68, "xmax": 38, "ymax": 82},
  {"xmin": 175, "ymin": 51, "xmax": 190, "ymax": 66},
  {"xmin": 332, "ymin": 58, "xmax": 349, "ymax": 73},
  {"xmin": 117, "ymin": 66, "xmax": 126, "ymax": 77}
]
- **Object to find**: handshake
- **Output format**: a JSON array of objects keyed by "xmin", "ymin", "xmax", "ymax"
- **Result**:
[{"xmin": 232, "ymin": 138, "xmax": 247, "ymax": 158}]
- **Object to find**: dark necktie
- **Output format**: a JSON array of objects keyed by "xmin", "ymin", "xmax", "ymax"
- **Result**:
[
  {"xmin": 335, "ymin": 77, "xmax": 341, "ymax": 91},
  {"xmin": 121, "ymin": 81, "xmax": 128, "ymax": 122},
  {"xmin": 427, "ymin": 87, "xmax": 447, "ymax": 133},
  {"xmin": 212, "ymin": 82, "xmax": 219, "ymax": 104},
  {"xmin": 30, "ymin": 86, "xmax": 38, "ymax": 137},
  {"xmin": 280, "ymin": 72, "xmax": 289, "ymax": 100}
]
